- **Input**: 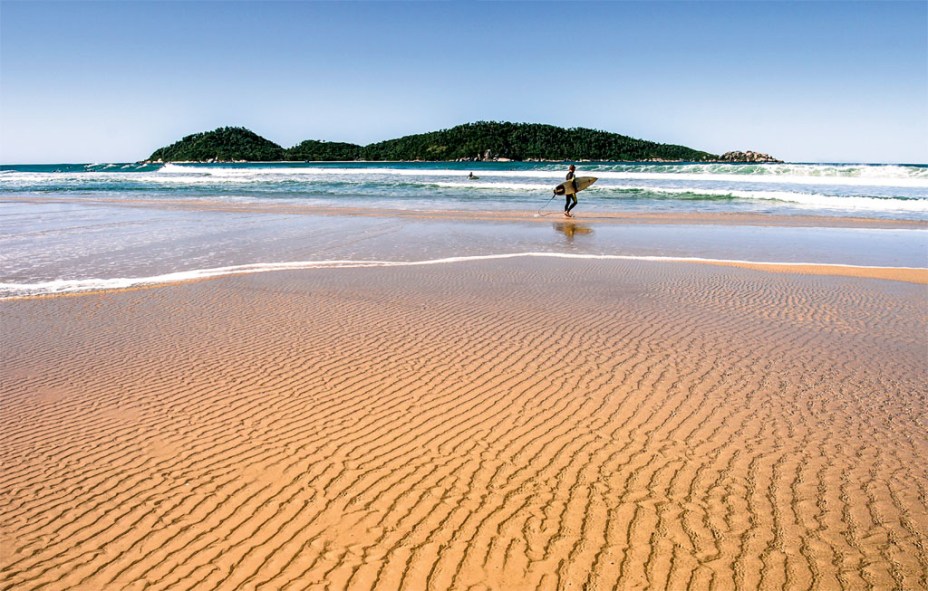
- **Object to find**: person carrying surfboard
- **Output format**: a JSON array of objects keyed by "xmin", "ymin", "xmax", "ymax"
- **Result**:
[
  {"xmin": 564, "ymin": 164, "xmax": 578, "ymax": 217},
  {"xmin": 548, "ymin": 169, "xmax": 596, "ymax": 217}
]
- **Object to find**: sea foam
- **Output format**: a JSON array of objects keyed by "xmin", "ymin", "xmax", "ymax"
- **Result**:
[{"xmin": 2, "ymin": 252, "xmax": 923, "ymax": 299}]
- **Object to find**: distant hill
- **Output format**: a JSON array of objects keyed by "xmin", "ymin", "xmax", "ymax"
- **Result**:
[
  {"xmin": 146, "ymin": 122, "xmax": 720, "ymax": 162},
  {"xmin": 149, "ymin": 127, "xmax": 286, "ymax": 162},
  {"xmin": 360, "ymin": 122, "xmax": 715, "ymax": 162},
  {"xmin": 287, "ymin": 139, "xmax": 362, "ymax": 161}
]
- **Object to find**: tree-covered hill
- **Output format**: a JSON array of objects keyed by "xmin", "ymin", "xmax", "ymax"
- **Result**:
[
  {"xmin": 360, "ymin": 122, "xmax": 715, "ymax": 162},
  {"xmin": 147, "ymin": 122, "xmax": 719, "ymax": 162},
  {"xmin": 287, "ymin": 140, "xmax": 362, "ymax": 161},
  {"xmin": 148, "ymin": 127, "xmax": 286, "ymax": 162}
]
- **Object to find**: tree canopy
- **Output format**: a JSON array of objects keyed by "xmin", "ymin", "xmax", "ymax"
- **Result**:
[
  {"xmin": 287, "ymin": 140, "xmax": 362, "ymax": 161},
  {"xmin": 360, "ymin": 122, "xmax": 714, "ymax": 161}
]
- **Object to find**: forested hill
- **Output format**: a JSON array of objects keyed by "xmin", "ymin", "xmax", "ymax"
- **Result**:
[
  {"xmin": 361, "ymin": 122, "xmax": 715, "ymax": 161},
  {"xmin": 148, "ymin": 127, "xmax": 286, "ymax": 162},
  {"xmin": 146, "ymin": 122, "xmax": 718, "ymax": 162}
]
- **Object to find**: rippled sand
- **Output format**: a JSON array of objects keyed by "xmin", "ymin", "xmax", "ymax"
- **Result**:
[{"xmin": 2, "ymin": 259, "xmax": 926, "ymax": 590}]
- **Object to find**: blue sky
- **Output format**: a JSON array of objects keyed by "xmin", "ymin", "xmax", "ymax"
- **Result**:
[{"xmin": 1, "ymin": 1, "xmax": 925, "ymax": 163}]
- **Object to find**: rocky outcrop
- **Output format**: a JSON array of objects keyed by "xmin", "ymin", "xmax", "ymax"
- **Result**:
[
  {"xmin": 454, "ymin": 149, "xmax": 512, "ymax": 162},
  {"xmin": 718, "ymin": 150, "xmax": 782, "ymax": 163}
]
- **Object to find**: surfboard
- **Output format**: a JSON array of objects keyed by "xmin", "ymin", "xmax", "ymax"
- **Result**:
[{"xmin": 554, "ymin": 176, "xmax": 597, "ymax": 196}]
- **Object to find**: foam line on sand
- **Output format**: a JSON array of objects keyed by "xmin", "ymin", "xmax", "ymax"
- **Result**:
[{"xmin": 2, "ymin": 252, "xmax": 925, "ymax": 299}]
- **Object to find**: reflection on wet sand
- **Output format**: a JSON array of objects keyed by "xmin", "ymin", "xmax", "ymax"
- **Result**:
[{"xmin": 554, "ymin": 221, "xmax": 594, "ymax": 242}]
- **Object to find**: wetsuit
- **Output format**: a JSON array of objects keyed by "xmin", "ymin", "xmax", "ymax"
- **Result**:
[{"xmin": 564, "ymin": 170, "xmax": 578, "ymax": 215}]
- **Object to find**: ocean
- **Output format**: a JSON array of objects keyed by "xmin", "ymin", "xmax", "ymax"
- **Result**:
[
  {"xmin": 2, "ymin": 161, "xmax": 928, "ymax": 216},
  {"xmin": 2, "ymin": 161, "xmax": 926, "ymax": 297}
]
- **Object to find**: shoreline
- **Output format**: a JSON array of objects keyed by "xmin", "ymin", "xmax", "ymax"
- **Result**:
[
  {"xmin": 4, "ymin": 195, "xmax": 927, "ymax": 228},
  {"xmin": 3, "ymin": 252, "xmax": 927, "ymax": 301},
  {"xmin": 3, "ymin": 197, "xmax": 926, "ymax": 299}
]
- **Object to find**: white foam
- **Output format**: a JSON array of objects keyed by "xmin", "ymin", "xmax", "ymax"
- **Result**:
[
  {"xmin": 155, "ymin": 163, "xmax": 928, "ymax": 187},
  {"xmin": 158, "ymin": 164, "xmax": 475, "ymax": 179},
  {"xmin": 3, "ymin": 163, "xmax": 926, "ymax": 190},
  {"xmin": 144, "ymin": 165, "xmax": 928, "ymax": 192},
  {"xmin": 611, "ymin": 186, "xmax": 928, "ymax": 212},
  {"xmin": 594, "ymin": 171, "xmax": 928, "ymax": 188},
  {"xmin": 433, "ymin": 181, "xmax": 548, "ymax": 191},
  {"xmin": 1, "ymin": 253, "xmax": 922, "ymax": 299},
  {"xmin": 3, "ymin": 165, "xmax": 925, "ymax": 219}
]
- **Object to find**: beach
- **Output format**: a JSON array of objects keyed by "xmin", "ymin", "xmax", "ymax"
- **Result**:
[
  {"xmin": 2, "ymin": 161, "xmax": 927, "ymax": 589},
  {"xmin": 2, "ymin": 238, "xmax": 926, "ymax": 590},
  {"xmin": 4, "ymin": 0, "xmax": 928, "ymax": 583}
]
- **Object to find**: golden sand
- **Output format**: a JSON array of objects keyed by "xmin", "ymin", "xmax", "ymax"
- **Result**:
[
  {"xmin": 692, "ymin": 260, "xmax": 928, "ymax": 285},
  {"xmin": 2, "ymin": 259, "xmax": 926, "ymax": 590}
]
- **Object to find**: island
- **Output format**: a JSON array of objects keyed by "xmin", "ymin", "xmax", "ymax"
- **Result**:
[
  {"xmin": 717, "ymin": 150, "xmax": 781, "ymax": 163},
  {"xmin": 146, "ymin": 122, "xmax": 781, "ymax": 163}
]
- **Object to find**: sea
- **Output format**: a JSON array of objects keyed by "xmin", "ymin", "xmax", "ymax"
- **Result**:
[{"xmin": 2, "ymin": 161, "xmax": 926, "ymax": 297}]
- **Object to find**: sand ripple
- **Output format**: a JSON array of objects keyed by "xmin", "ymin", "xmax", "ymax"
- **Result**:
[{"xmin": 1, "ymin": 260, "xmax": 926, "ymax": 590}]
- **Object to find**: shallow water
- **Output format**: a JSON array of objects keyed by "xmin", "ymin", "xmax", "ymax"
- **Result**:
[
  {"xmin": 1, "ymin": 196, "xmax": 925, "ymax": 297},
  {"xmin": 3, "ymin": 160, "xmax": 926, "ymax": 296}
]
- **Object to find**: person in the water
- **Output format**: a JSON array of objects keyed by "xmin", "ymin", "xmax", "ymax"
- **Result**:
[{"xmin": 564, "ymin": 164, "xmax": 578, "ymax": 217}]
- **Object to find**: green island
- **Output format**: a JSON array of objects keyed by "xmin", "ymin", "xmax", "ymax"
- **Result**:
[{"xmin": 147, "ymin": 122, "xmax": 779, "ymax": 163}]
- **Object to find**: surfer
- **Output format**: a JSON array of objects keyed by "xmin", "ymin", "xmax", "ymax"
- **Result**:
[{"xmin": 564, "ymin": 164, "xmax": 578, "ymax": 217}]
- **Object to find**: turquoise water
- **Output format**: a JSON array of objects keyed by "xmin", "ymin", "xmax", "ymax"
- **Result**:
[{"xmin": 2, "ymin": 162, "xmax": 926, "ymax": 297}]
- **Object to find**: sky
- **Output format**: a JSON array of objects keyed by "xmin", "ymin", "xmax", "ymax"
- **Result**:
[{"xmin": 1, "ymin": 0, "xmax": 926, "ymax": 164}]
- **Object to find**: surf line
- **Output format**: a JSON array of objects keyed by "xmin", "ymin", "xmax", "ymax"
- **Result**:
[{"xmin": 2, "ymin": 252, "xmax": 926, "ymax": 299}]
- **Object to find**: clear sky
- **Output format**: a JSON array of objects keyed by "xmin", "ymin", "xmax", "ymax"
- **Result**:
[{"xmin": 1, "ymin": 0, "xmax": 925, "ymax": 164}]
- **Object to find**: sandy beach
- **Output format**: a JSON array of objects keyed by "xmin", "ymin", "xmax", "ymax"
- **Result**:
[
  {"xmin": 3, "ymin": 0, "xmax": 928, "ymax": 587},
  {"xmin": 2, "ymin": 255, "xmax": 925, "ymax": 590}
]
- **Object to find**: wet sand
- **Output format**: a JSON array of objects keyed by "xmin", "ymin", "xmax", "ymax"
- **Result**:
[
  {"xmin": 5, "ymin": 194, "xmax": 928, "ymax": 228},
  {"xmin": 2, "ymin": 258, "xmax": 926, "ymax": 590}
]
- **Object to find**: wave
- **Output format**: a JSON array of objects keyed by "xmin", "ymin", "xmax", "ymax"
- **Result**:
[
  {"xmin": 2, "ymin": 252, "xmax": 923, "ymax": 299},
  {"xmin": 580, "ymin": 162, "xmax": 928, "ymax": 179},
  {"xmin": 418, "ymin": 181, "xmax": 928, "ymax": 212},
  {"xmin": 2, "ymin": 183, "xmax": 925, "ymax": 215},
  {"xmin": 3, "ymin": 162, "xmax": 926, "ymax": 218},
  {"xmin": 595, "ymin": 171, "xmax": 928, "ymax": 189},
  {"xmin": 4, "ymin": 162, "xmax": 927, "ymax": 189},
  {"xmin": 601, "ymin": 186, "xmax": 928, "ymax": 212},
  {"xmin": 155, "ymin": 163, "xmax": 928, "ymax": 187}
]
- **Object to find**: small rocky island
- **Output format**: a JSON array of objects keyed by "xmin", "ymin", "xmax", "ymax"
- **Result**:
[
  {"xmin": 718, "ymin": 150, "xmax": 783, "ymax": 163},
  {"xmin": 146, "ymin": 122, "xmax": 780, "ymax": 163}
]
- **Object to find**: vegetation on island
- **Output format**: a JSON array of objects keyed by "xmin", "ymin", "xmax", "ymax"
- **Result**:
[
  {"xmin": 287, "ymin": 140, "xmax": 362, "ymax": 161},
  {"xmin": 361, "ymin": 122, "xmax": 715, "ymax": 162},
  {"xmin": 147, "ymin": 122, "xmax": 721, "ymax": 163},
  {"xmin": 149, "ymin": 127, "xmax": 286, "ymax": 162}
]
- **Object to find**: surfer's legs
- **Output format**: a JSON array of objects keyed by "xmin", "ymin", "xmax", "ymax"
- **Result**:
[{"xmin": 565, "ymin": 194, "xmax": 577, "ymax": 215}]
